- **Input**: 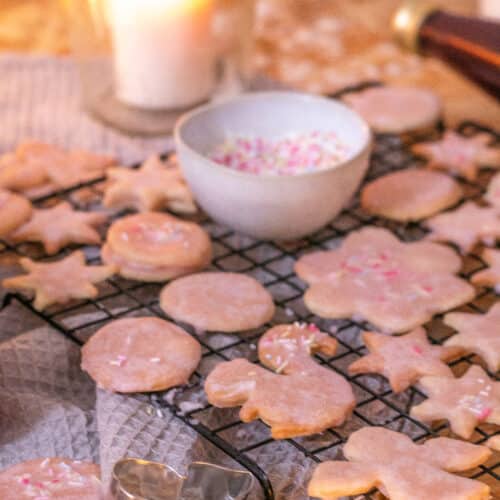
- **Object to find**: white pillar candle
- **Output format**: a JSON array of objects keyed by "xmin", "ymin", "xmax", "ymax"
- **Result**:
[{"xmin": 107, "ymin": 0, "xmax": 217, "ymax": 110}]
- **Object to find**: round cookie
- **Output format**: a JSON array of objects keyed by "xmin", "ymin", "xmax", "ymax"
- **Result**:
[
  {"xmin": 160, "ymin": 272, "xmax": 275, "ymax": 332},
  {"xmin": 0, "ymin": 189, "xmax": 32, "ymax": 238},
  {"xmin": 0, "ymin": 458, "xmax": 101, "ymax": 499},
  {"xmin": 81, "ymin": 317, "xmax": 201, "ymax": 393},
  {"xmin": 102, "ymin": 212, "xmax": 212, "ymax": 282},
  {"xmin": 343, "ymin": 86, "xmax": 441, "ymax": 133},
  {"xmin": 361, "ymin": 168, "xmax": 463, "ymax": 221}
]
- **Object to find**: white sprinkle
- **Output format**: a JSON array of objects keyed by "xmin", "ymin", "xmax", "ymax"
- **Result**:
[
  {"xmin": 156, "ymin": 409, "xmax": 163, "ymax": 418},
  {"xmin": 276, "ymin": 360, "xmax": 289, "ymax": 374},
  {"xmin": 40, "ymin": 459, "xmax": 50, "ymax": 469},
  {"xmin": 249, "ymin": 343, "xmax": 256, "ymax": 350},
  {"xmin": 285, "ymin": 308, "xmax": 294, "ymax": 317},
  {"xmin": 150, "ymin": 357, "xmax": 161, "ymax": 363}
]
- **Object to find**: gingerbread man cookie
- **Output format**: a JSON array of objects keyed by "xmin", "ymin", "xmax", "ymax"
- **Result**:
[
  {"xmin": 0, "ymin": 189, "xmax": 32, "ymax": 238},
  {"xmin": 485, "ymin": 172, "xmax": 500, "ymax": 209},
  {"xmin": 10, "ymin": 201, "xmax": 107, "ymax": 255},
  {"xmin": 444, "ymin": 304, "xmax": 500, "ymax": 373},
  {"xmin": 471, "ymin": 249, "xmax": 500, "ymax": 290},
  {"xmin": 349, "ymin": 328, "xmax": 461, "ymax": 393},
  {"xmin": 81, "ymin": 317, "xmax": 201, "ymax": 393},
  {"xmin": 295, "ymin": 227, "xmax": 474, "ymax": 333},
  {"xmin": 2, "ymin": 251, "xmax": 115, "ymax": 310},
  {"xmin": 308, "ymin": 426, "xmax": 491, "ymax": 500},
  {"xmin": 0, "ymin": 458, "xmax": 101, "ymax": 500},
  {"xmin": 205, "ymin": 323, "xmax": 355, "ymax": 438},
  {"xmin": 103, "ymin": 155, "xmax": 196, "ymax": 214},
  {"xmin": 411, "ymin": 364, "xmax": 500, "ymax": 439},
  {"xmin": 425, "ymin": 202, "xmax": 500, "ymax": 254},
  {"xmin": 412, "ymin": 130, "xmax": 500, "ymax": 181},
  {"xmin": 361, "ymin": 168, "xmax": 463, "ymax": 222}
]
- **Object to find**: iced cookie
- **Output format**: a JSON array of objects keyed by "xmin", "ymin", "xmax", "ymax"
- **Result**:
[
  {"xmin": 0, "ymin": 189, "xmax": 32, "ymax": 238},
  {"xmin": 425, "ymin": 202, "xmax": 500, "ymax": 254},
  {"xmin": 308, "ymin": 427, "xmax": 491, "ymax": 500},
  {"xmin": 103, "ymin": 155, "xmax": 196, "ymax": 214},
  {"xmin": 205, "ymin": 323, "xmax": 355, "ymax": 438},
  {"xmin": 2, "ymin": 251, "xmax": 116, "ymax": 310},
  {"xmin": 0, "ymin": 458, "xmax": 101, "ymax": 500},
  {"xmin": 295, "ymin": 227, "xmax": 474, "ymax": 333},
  {"xmin": 411, "ymin": 365, "xmax": 500, "ymax": 439},
  {"xmin": 485, "ymin": 172, "xmax": 500, "ymax": 209},
  {"xmin": 81, "ymin": 317, "xmax": 201, "ymax": 393},
  {"xmin": 361, "ymin": 168, "xmax": 463, "ymax": 221},
  {"xmin": 471, "ymin": 249, "xmax": 500, "ymax": 290},
  {"xmin": 444, "ymin": 304, "xmax": 500, "ymax": 373},
  {"xmin": 412, "ymin": 131, "xmax": 500, "ymax": 181},
  {"xmin": 342, "ymin": 86, "xmax": 441, "ymax": 133},
  {"xmin": 349, "ymin": 328, "xmax": 461, "ymax": 393},
  {"xmin": 10, "ymin": 201, "xmax": 107, "ymax": 255},
  {"xmin": 102, "ymin": 212, "xmax": 212, "ymax": 282},
  {"xmin": 160, "ymin": 272, "xmax": 275, "ymax": 332}
]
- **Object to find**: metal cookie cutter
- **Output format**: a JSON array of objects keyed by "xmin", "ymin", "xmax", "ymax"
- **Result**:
[{"xmin": 110, "ymin": 458, "xmax": 255, "ymax": 500}]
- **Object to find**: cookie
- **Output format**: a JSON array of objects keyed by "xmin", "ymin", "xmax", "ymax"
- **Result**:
[
  {"xmin": 342, "ymin": 86, "xmax": 441, "ymax": 133},
  {"xmin": 411, "ymin": 365, "xmax": 500, "ymax": 439},
  {"xmin": 104, "ymin": 155, "xmax": 196, "ymax": 214},
  {"xmin": 471, "ymin": 249, "xmax": 500, "ymax": 290},
  {"xmin": 361, "ymin": 168, "xmax": 463, "ymax": 221},
  {"xmin": 295, "ymin": 227, "xmax": 474, "ymax": 333},
  {"xmin": 0, "ymin": 457, "xmax": 101, "ymax": 500},
  {"xmin": 0, "ymin": 189, "xmax": 32, "ymax": 238},
  {"xmin": 486, "ymin": 435, "xmax": 500, "ymax": 452},
  {"xmin": 2, "ymin": 251, "xmax": 116, "ymax": 310},
  {"xmin": 485, "ymin": 172, "xmax": 500, "ymax": 209},
  {"xmin": 159, "ymin": 272, "xmax": 275, "ymax": 332},
  {"xmin": 444, "ymin": 304, "xmax": 500, "ymax": 373},
  {"xmin": 308, "ymin": 426, "xmax": 491, "ymax": 500},
  {"xmin": 102, "ymin": 213, "xmax": 212, "ymax": 282},
  {"xmin": 81, "ymin": 317, "xmax": 201, "ymax": 393},
  {"xmin": 349, "ymin": 328, "xmax": 461, "ymax": 393},
  {"xmin": 412, "ymin": 131, "xmax": 500, "ymax": 181},
  {"xmin": 10, "ymin": 201, "xmax": 107, "ymax": 255},
  {"xmin": 425, "ymin": 202, "xmax": 500, "ymax": 254},
  {"xmin": 205, "ymin": 323, "xmax": 355, "ymax": 438}
]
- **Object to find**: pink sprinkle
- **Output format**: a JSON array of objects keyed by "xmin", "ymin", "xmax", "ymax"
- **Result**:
[
  {"xmin": 422, "ymin": 285, "xmax": 433, "ymax": 293},
  {"xmin": 413, "ymin": 345, "xmax": 424, "ymax": 355},
  {"xmin": 345, "ymin": 265, "xmax": 363, "ymax": 274},
  {"xmin": 307, "ymin": 324, "xmax": 319, "ymax": 332},
  {"xmin": 379, "ymin": 252, "xmax": 389, "ymax": 261},
  {"xmin": 383, "ymin": 269, "xmax": 399, "ymax": 278},
  {"xmin": 478, "ymin": 407, "xmax": 492, "ymax": 421},
  {"xmin": 21, "ymin": 478, "xmax": 30, "ymax": 485},
  {"xmin": 51, "ymin": 479, "xmax": 60, "ymax": 483}
]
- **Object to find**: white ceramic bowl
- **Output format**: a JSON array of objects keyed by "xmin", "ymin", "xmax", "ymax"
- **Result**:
[{"xmin": 174, "ymin": 91, "xmax": 372, "ymax": 240}]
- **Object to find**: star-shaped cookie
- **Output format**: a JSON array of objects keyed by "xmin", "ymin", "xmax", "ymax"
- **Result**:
[
  {"xmin": 471, "ymin": 249, "xmax": 500, "ymax": 290},
  {"xmin": 2, "ymin": 251, "xmax": 116, "ymax": 310},
  {"xmin": 103, "ymin": 155, "xmax": 196, "ymax": 214},
  {"xmin": 349, "ymin": 328, "xmax": 461, "ymax": 393},
  {"xmin": 425, "ymin": 202, "xmax": 500, "ymax": 254},
  {"xmin": 444, "ymin": 304, "xmax": 500, "ymax": 373},
  {"xmin": 412, "ymin": 130, "xmax": 500, "ymax": 181},
  {"xmin": 10, "ymin": 201, "xmax": 107, "ymax": 254},
  {"xmin": 411, "ymin": 364, "xmax": 500, "ymax": 439},
  {"xmin": 295, "ymin": 227, "xmax": 475, "ymax": 333},
  {"xmin": 485, "ymin": 172, "xmax": 500, "ymax": 209}
]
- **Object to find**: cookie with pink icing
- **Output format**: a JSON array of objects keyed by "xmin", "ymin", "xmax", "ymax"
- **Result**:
[
  {"xmin": 160, "ymin": 272, "xmax": 275, "ymax": 332},
  {"xmin": 349, "ymin": 328, "xmax": 461, "ymax": 393},
  {"xmin": 411, "ymin": 365, "xmax": 500, "ymax": 439},
  {"xmin": 485, "ymin": 172, "xmax": 500, "ymax": 209},
  {"xmin": 412, "ymin": 131, "xmax": 500, "ymax": 181},
  {"xmin": 444, "ymin": 304, "xmax": 500, "ymax": 373},
  {"xmin": 425, "ymin": 202, "xmax": 500, "ymax": 254},
  {"xmin": 81, "ymin": 317, "xmax": 201, "ymax": 393},
  {"xmin": 295, "ymin": 227, "xmax": 474, "ymax": 333},
  {"xmin": 205, "ymin": 323, "xmax": 355, "ymax": 438},
  {"xmin": 471, "ymin": 249, "xmax": 500, "ymax": 291},
  {"xmin": 0, "ymin": 457, "xmax": 101, "ymax": 499},
  {"xmin": 361, "ymin": 168, "xmax": 462, "ymax": 221},
  {"xmin": 0, "ymin": 189, "xmax": 32, "ymax": 238},
  {"xmin": 308, "ymin": 427, "xmax": 491, "ymax": 500}
]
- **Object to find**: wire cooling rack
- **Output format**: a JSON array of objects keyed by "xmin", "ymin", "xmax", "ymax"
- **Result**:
[{"xmin": 1, "ymin": 100, "xmax": 499, "ymax": 499}]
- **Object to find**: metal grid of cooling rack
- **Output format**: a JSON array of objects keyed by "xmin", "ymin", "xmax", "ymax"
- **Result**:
[{"xmin": 1, "ymin": 118, "xmax": 499, "ymax": 499}]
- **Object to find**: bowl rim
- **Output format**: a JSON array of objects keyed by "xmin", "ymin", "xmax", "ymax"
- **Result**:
[{"xmin": 174, "ymin": 91, "xmax": 372, "ymax": 182}]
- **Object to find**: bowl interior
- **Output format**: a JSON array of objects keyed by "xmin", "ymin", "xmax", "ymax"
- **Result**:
[{"xmin": 176, "ymin": 92, "xmax": 371, "ymax": 171}]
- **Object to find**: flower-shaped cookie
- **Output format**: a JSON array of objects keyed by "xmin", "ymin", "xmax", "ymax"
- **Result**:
[
  {"xmin": 295, "ymin": 227, "xmax": 474, "ymax": 333},
  {"xmin": 412, "ymin": 131, "xmax": 500, "ymax": 181},
  {"xmin": 103, "ymin": 155, "xmax": 196, "ymax": 214},
  {"xmin": 2, "ymin": 251, "xmax": 116, "ymax": 310},
  {"xmin": 444, "ymin": 304, "xmax": 500, "ymax": 373},
  {"xmin": 425, "ymin": 202, "xmax": 500, "ymax": 254},
  {"xmin": 308, "ymin": 427, "xmax": 491, "ymax": 500},
  {"xmin": 411, "ymin": 365, "xmax": 500, "ymax": 439},
  {"xmin": 471, "ymin": 249, "xmax": 500, "ymax": 290},
  {"xmin": 205, "ymin": 323, "xmax": 355, "ymax": 438},
  {"xmin": 485, "ymin": 172, "xmax": 500, "ymax": 209},
  {"xmin": 10, "ymin": 201, "xmax": 107, "ymax": 254},
  {"xmin": 349, "ymin": 328, "xmax": 461, "ymax": 393}
]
